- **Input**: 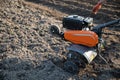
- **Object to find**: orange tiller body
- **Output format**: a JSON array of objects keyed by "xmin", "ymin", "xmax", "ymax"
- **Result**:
[{"xmin": 64, "ymin": 30, "xmax": 98, "ymax": 47}]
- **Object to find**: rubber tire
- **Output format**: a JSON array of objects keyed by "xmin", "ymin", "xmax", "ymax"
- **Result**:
[{"xmin": 49, "ymin": 25, "xmax": 61, "ymax": 36}]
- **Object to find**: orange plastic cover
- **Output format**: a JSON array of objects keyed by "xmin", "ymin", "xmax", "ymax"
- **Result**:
[{"xmin": 64, "ymin": 30, "xmax": 98, "ymax": 47}]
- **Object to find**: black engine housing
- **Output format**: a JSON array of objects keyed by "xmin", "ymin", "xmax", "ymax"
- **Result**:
[{"xmin": 63, "ymin": 15, "xmax": 93, "ymax": 30}]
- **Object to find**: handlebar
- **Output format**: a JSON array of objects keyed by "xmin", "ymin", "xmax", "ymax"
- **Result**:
[{"xmin": 92, "ymin": 18, "xmax": 120, "ymax": 37}]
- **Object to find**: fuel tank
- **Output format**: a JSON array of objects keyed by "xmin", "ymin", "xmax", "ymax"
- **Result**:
[{"xmin": 64, "ymin": 30, "xmax": 98, "ymax": 47}]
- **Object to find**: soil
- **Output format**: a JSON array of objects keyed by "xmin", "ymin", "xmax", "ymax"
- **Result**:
[{"xmin": 0, "ymin": 0, "xmax": 120, "ymax": 80}]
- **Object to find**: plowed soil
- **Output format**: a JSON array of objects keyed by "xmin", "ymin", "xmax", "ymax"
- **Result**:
[{"xmin": 0, "ymin": 0, "xmax": 120, "ymax": 80}]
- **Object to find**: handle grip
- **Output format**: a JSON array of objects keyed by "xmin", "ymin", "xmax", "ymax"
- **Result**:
[
  {"xmin": 92, "ymin": 0, "xmax": 106, "ymax": 14},
  {"xmin": 92, "ymin": 2, "xmax": 102, "ymax": 14}
]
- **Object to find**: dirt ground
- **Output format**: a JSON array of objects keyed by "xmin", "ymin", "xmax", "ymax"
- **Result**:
[{"xmin": 0, "ymin": 0, "xmax": 120, "ymax": 80}]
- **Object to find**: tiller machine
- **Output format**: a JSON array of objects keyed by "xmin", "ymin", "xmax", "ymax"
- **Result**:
[{"xmin": 50, "ymin": 15, "xmax": 120, "ymax": 73}]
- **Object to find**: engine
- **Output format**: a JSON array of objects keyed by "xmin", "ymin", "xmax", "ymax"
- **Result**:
[{"xmin": 63, "ymin": 15, "xmax": 93, "ymax": 30}]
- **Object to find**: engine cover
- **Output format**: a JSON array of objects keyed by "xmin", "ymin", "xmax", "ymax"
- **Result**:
[
  {"xmin": 63, "ymin": 15, "xmax": 93, "ymax": 30},
  {"xmin": 64, "ymin": 30, "xmax": 98, "ymax": 47}
]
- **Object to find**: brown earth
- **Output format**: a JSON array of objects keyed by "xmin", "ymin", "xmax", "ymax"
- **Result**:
[{"xmin": 0, "ymin": 0, "xmax": 120, "ymax": 80}]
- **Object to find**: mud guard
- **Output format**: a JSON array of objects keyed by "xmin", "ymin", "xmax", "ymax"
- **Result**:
[{"xmin": 67, "ymin": 44, "xmax": 97, "ymax": 63}]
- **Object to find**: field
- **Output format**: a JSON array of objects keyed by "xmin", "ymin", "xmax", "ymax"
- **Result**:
[{"xmin": 0, "ymin": 0, "xmax": 120, "ymax": 80}]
